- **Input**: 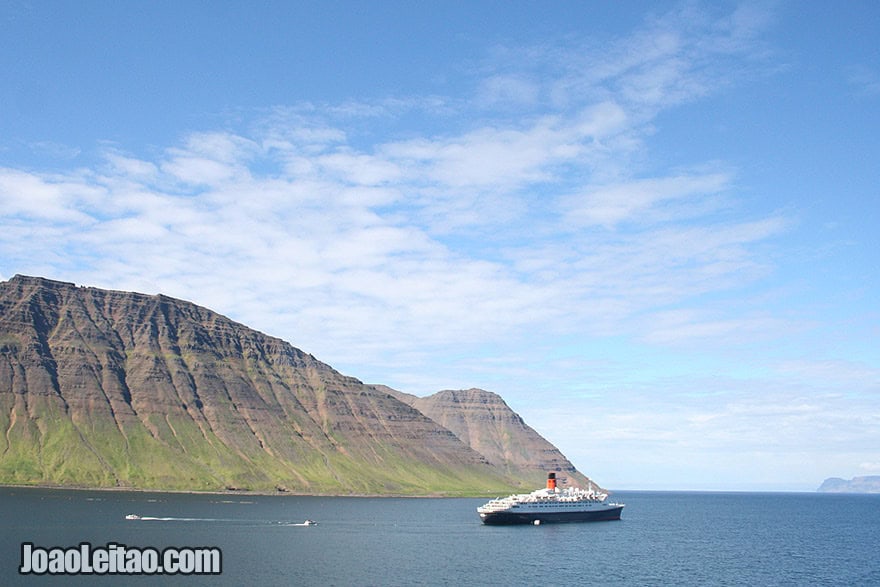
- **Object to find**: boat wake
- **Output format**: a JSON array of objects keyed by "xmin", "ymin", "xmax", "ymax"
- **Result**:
[
  {"xmin": 125, "ymin": 514, "xmax": 317, "ymax": 526},
  {"xmin": 126, "ymin": 515, "xmax": 233, "ymax": 522}
]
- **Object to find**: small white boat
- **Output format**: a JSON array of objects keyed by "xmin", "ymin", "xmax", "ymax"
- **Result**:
[
  {"xmin": 125, "ymin": 514, "xmax": 140, "ymax": 520},
  {"xmin": 285, "ymin": 519, "xmax": 318, "ymax": 526}
]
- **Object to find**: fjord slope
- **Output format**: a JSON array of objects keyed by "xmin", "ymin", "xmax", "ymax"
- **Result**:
[
  {"xmin": 385, "ymin": 387, "xmax": 595, "ymax": 490},
  {"xmin": 0, "ymin": 275, "xmax": 593, "ymax": 494}
]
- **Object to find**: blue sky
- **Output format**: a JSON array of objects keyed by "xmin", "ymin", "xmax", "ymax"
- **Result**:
[{"xmin": 1, "ymin": 1, "xmax": 878, "ymax": 491}]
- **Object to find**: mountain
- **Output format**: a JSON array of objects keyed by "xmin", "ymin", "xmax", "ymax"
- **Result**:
[
  {"xmin": 817, "ymin": 476, "xmax": 880, "ymax": 493},
  {"xmin": 0, "ymin": 275, "xmax": 597, "ymax": 495},
  {"xmin": 382, "ymin": 386, "xmax": 594, "ymax": 490}
]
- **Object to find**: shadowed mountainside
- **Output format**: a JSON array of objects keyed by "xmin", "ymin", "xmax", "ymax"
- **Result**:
[{"xmin": 0, "ymin": 275, "xmax": 598, "ymax": 495}]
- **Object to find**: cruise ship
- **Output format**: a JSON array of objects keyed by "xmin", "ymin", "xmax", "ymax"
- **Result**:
[{"xmin": 477, "ymin": 473, "xmax": 624, "ymax": 525}]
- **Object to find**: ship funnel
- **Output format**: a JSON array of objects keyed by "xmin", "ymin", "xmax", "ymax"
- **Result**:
[{"xmin": 547, "ymin": 473, "xmax": 557, "ymax": 490}]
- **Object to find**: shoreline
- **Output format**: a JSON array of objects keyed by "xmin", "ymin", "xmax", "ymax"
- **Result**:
[{"xmin": 0, "ymin": 482, "xmax": 494, "ymax": 499}]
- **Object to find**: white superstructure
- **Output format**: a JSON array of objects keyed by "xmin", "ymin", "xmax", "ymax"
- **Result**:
[{"xmin": 477, "ymin": 473, "xmax": 624, "ymax": 524}]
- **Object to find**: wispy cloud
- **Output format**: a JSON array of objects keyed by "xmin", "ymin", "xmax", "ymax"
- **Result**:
[
  {"xmin": 560, "ymin": 172, "xmax": 732, "ymax": 228},
  {"xmin": 847, "ymin": 64, "xmax": 880, "ymax": 98},
  {"xmin": 531, "ymin": 372, "xmax": 880, "ymax": 490},
  {"xmin": 0, "ymin": 5, "xmax": 787, "ymax": 370}
]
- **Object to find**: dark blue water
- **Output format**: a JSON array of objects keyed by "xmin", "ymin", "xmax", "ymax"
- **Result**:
[{"xmin": 2, "ymin": 488, "xmax": 879, "ymax": 585}]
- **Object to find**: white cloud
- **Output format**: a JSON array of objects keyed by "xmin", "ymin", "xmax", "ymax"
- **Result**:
[
  {"xmin": 29, "ymin": 141, "xmax": 82, "ymax": 160},
  {"xmin": 477, "ymin": 74, "xmax": 541, "ymax": 108},
  {"xmin": 383, "ymin": 117, "xmax": 575, "ymax": 189},
  {"xmin": 0, "ymin": 109, "xmax": 789, "ymax": 372},
  {"xmin": 316, "ymin": 151, "xmax": 403, "ymax": 187},
  {"xmin": 562, "ymin": 172, "xmax": 732, "ymax": 228},
  {"xmin": 103, "ymin": 153, "xmax": 160, "ymax": 179},
  {"xmin": 0, "ymin": 168, "xmax": 99, "ymax": 223},
  {"xmin": 859, "ymin": 462, "xmax": 880, "ymax": 473},
  {"xmin": 160, "ymin": 155, "xmax": 238, "ymax": 186},
  {"xmin": 640, "ymin": 310, "xmax": 790, "ymax": 346},
  {"xmin": 529, "ymin": 377, "xmax": 880, "ymax": 490}
]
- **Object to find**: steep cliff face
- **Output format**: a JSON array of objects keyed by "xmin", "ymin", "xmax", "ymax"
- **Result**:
[
  {"xmin": 386, "ymin": 387, "xmax": 596, "ymax": 490},
  {"xmin": 0, "ymin": 275, "xmax": 516, "ymax": 494}
]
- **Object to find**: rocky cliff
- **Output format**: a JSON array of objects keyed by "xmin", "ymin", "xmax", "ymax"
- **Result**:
[
  {"xmin": 384, "ymin": 387, "xmax": 594, "ymax": 489},
  {"xmin": 0, "ymin": 275, "xmax": 595, "ymax": 495}
]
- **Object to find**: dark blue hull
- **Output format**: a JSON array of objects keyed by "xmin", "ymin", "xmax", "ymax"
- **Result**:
[{"xmin": 479, "ymin": 505, "xmax": 623, "ymax": 525}]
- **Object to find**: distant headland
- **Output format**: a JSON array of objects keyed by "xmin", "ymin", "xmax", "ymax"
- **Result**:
[{"xmin": 817, "ymin": 476, "xmax": 880, "ymax": 493}]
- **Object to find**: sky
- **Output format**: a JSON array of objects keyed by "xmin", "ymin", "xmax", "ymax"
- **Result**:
[{"xmin": 1, "ymin": 1, "xmax": 878, "ymax": 491}]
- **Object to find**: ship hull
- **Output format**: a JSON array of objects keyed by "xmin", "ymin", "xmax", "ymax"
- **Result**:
[{"xmin": 479, "ymin": 505, "xmax": 623, "ymax": 525}]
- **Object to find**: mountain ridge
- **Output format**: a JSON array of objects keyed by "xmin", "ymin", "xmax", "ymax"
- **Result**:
[
  {"xmin": 381, "ymin": 386, "xmax": 591, "ymax": 489},
  {"xmin": 0, "ymin": 275, "xmax": 600, "ymax": 495}
]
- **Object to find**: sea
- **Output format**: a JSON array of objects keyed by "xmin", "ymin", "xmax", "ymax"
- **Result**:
[{"xmin": 1, "ymin": 487, "xmax": 878, "ymax": 586}]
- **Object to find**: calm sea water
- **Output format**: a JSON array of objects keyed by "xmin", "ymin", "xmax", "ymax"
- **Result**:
[{"xmin": 2, "ymin": 487, "xmax": 879, "ymax": 586}]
